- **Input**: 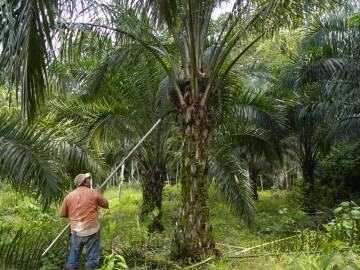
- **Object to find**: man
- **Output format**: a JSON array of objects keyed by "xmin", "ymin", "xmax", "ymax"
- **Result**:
[{"xmin": 59, "ymin": 173, "xmax": 109, "ymax": 270}]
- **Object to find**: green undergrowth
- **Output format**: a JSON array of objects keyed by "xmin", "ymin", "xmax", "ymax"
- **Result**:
[
  {"xmin": 96, "ymin": 185, "xmax": 325, "ymax": 269},
  {"xmin": 1, "ymin": 184, "xmax": 359, "ymax": 269}
]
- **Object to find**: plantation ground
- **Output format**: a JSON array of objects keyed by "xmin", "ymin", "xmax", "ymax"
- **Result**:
[
  {"xmin": 0, "ymin": 184, "xmax": 356, "ymax": 269},
  {"xmin": 99, "ymin": 185, "xmax": 318, "ymax": 269}
]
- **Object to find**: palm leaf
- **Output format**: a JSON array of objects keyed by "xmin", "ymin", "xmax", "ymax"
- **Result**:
[
  {"xmin": 0, "ymin": 112, "xmax": 104, "ymax": 205},
  {"xmin": 327, "ymin": 116, "xmax": 360, "ymax": 142},
  {"xmin": 0, "ymin": 113, "xmax": 63, "ymax": 206},
  {"xmin": 0, "ymin": 226, "xmax": 67, "ymax": 270},
  {"xmin": 209, "ymin": 144, "xmax": 255, "ymax": 226},
  {"xmin": 0, "ymin": 0, "xmax": 57, "ymax": 119}
]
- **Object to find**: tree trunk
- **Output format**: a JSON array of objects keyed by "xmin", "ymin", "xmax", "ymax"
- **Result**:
[
  {"xmin": 302, "ymin": 162, "xmax": 315, "ymax": 187},
  {"xmin": 248, "ymin": 165, "xmax": 259, "ymax": 201},
  {"xmin": 301, "ymin": 158, "xmax": 316, "ymax": 212},
  {"xmin": 175, "ymin": 162, "xmax": 179, "ymax": 185},
  {"xmin": 140, "ymin": 164, "xmax": 166, "ymax": 232},
  {"xmin": 171, "ymin": 97, "xmax": 215, "ymax": 260}
]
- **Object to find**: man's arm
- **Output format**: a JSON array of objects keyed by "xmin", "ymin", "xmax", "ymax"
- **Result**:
[
  {"xmin": 59, "ymin": 198, "xmax": 68, "ymax": 217},
  {"xmin": 97, "ymin": 192, "xmax": 109, "ymax": 209}
]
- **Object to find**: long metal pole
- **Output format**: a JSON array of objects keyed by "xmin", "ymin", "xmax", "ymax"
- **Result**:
[{"xmin": 42, "ymin": 119, "xmax": 162, "ymax": 256}]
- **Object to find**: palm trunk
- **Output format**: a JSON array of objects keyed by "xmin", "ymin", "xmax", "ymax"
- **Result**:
[
  {"xmin": 248, "ymin": 166, "xmax": 259, "ymax": 201},
  {"xmin": 302, "ymin": 162, "xmax": 315, "ymax": 186},
  {"xmin": 301, "ymin": 158, "xmax": 316, "ymax": 212},
  {"xmin": 171, "ymin": 92, "xmax": 215, "ymax": 259},
  {"xmin": 140, "ymin": 164, "xmax": 166, "ymax": 232}
]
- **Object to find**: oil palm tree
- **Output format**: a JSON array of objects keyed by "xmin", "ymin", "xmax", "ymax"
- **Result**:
[
  {"xmin": 277, "ymin": 3, "xmax": 360, "ymax": 210},
  {"xmin": 303, "ymin": 4, "xmax": 360, "ymax": 142},
  {"xmin": 0, "ymin": 0, "xmax": 334, "ymax": 259},
  {"xmin": 278, "ymin": 58, "xmax": 340, "ymax": 211}
]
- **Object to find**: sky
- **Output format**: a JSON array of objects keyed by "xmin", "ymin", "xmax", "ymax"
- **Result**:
[{"xmin": 212, "ymin": 1, "xmax": 235, "ymax": 19}]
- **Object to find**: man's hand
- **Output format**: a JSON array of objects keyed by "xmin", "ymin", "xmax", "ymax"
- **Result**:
[
  {"xmin": 97, "ymin": 192, "xmax": 109, "ymax": 209},
  {"xmin": 95, "ymin": 185, "xmax": 106, "ymax": 194}
]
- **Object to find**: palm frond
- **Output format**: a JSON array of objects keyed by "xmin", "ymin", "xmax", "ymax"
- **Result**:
[
  {"xmin": 0, "ymin": 0, "xmax": 58, "ymax": 119},
  {"xmin": 0, "ymin": 112, "xmax": 104, "ymax": 205},
  {"xmin": 326, "ymin": 116, "xmax": 360, "ymax": 142},
  {"xmin": 0, "ymin": 226, "xmax": 67, "ymax": 270},
  {"xmin": 132, "ymin": 0, "xmax": 179, "ymax": 28},
  {"xmin": 209, "ymin": 144, "xmax": 255, "ymax": 226},
  {"xmin": 50, "ymin": 98, "xmax": 133, "ymax": 146},
  {"xmin": 293, "ymin": 57, "xmax": 349, "ymax": 87},
  {"xmin": 0, "ymin": 228, "xmax": 44, "ymax": 269},
  {"xmin": 230, "ymin": 91, "xmax": 286, "ymax": 135},
  {"xmin": 0, "ymin": 113, "xmax": 63, "ymax": 206},
  {"xmin": 304, "ymin": 7, "xmax": 360, "ymax": 57},
  {"xmin": 218, "ymin": 125, "xmax": 282, "ymax": 162}
]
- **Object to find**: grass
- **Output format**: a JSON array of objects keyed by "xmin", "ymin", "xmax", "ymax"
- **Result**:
[
  {"xmin": 95, "ymin": 185, "xmax": 319, "ymax": 269},
  {"xmin": 1, "ymin": 183, "xmax": 354, "ymax": 269}
]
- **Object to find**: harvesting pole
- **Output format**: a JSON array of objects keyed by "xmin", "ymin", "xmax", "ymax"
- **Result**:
[{"xmin": 42, "ymin": 118, "xmax": 162, "ymax": 257}]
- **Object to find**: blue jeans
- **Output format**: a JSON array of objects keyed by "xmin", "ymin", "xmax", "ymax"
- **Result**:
[{"xmin": 66, "ymin": 230, "xmax": 100, "ymax": 269}]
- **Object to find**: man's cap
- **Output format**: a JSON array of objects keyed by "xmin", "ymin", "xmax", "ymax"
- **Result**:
[{"xmin": 74, "ymin": 173, "xmax": 91, "ymax": 187}]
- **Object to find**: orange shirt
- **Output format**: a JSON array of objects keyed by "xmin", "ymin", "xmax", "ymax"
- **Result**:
[{"xmin": 59, "ymin": 186, "xmax": 108, "ymax": 236}]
